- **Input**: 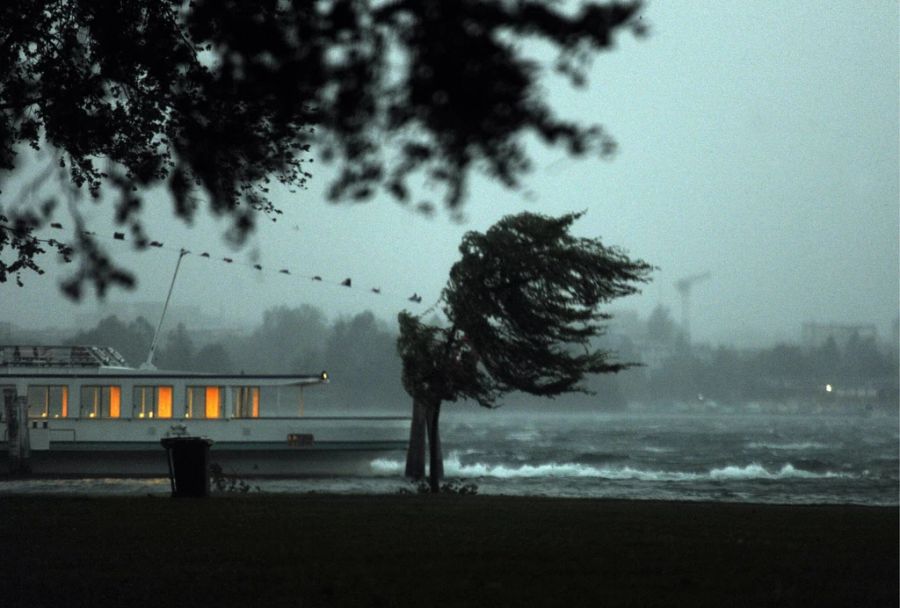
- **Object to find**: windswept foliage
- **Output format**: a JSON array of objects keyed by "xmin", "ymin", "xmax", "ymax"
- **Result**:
[
  {"xmin": 400, "ymin": 211, "xmax": 653, "ymax": 410},
  {"xmin": 0, "ymin": 0, "xmax": 642, "ymax": 295},
  {"xmin": 398, "ymin": 211, "xmax": 652, "ymax": 489}
]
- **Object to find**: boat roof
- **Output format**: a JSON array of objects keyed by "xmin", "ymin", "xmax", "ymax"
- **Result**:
[
  {"xmin": 0, "ymin": 345, "xmax": 328, "ymax": 386},
  {"xmin": 1, "ymin": 345, "xmax": 128, "ymax": 368}
]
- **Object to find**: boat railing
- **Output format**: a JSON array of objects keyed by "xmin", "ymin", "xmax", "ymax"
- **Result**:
[{"xmin": 0, "ymin": 345, "xmax": 129, "ymax": 369}]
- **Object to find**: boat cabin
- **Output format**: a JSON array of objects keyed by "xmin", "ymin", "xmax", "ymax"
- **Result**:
[{"xmin": 1, "ymin": 345, "xmax": 328, "ymax": 421}]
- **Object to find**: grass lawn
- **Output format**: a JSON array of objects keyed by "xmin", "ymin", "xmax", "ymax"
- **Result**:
[{"xmin": 0, "ymin": 494, "xmax": 896, "ymax": 607}]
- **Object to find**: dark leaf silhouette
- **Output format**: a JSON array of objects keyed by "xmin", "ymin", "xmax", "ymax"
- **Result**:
[
  {"xmin": 0, "ymin": 0, "xmax": 642, "ymax": 297},
  {"xmin": 398, "ymin": 211, "xmax": 653, "ymax": 490}
]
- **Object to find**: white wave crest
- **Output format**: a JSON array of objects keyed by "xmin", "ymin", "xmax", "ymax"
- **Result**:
[
  {"xmin": 748, "ymin": 442, "xmax": 830, "ymax": 451},
  {"xmin": 370, "ymin": 458, "xmax": 407, "ymax": 474},
  {"xmin": 708, "ymin": 463, "xmax": 848, "ymax": 480},
  {"xmin": 506, "ymin": 430, "xmax": 541, "ymax": 442},
  {"xmin": 370, "ymin": 453, "xmax": 852, "ymax": 481}
]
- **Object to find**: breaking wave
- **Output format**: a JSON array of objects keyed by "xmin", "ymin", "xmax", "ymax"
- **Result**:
[
  {"xmin": 506, "ymin": 430, "xmax": 542, "ymax": 442},
  {"xmin": 748, "ymin": 442, "xmax": 831, "ymax": 451},
  {"xmin": 370, "ymin": 453, "xmax": 854, "ymax": 481},
  {"xmin": 707, "ymin": 463, "xmax": 848, "ymax": 480}
]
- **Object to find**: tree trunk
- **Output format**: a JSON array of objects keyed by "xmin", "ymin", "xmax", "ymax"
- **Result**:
[
  {"xmin": 404, "ymin": 397, "xmax": 444, "ymax": 492},
  {"xmin": 425, "ymin": 401, "xmax": 443, "ymax": 493},
  {"xmin": 404, "ymin": 398, "xmax": 427, "ymax": 479}
]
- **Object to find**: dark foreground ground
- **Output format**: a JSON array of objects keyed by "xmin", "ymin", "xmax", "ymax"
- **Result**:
[{"xmin": 0, "ymin": 495, "xmax": 896, "ymax": 608}]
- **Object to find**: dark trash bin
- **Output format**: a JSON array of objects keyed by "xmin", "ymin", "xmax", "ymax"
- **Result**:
[{"xmin": 161, "ymin": 436, "xmax": 214, "ymax": 497}]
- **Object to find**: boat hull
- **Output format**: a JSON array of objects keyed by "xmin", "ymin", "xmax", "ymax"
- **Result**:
[
  {"xmin": 1, "ymin": 441, "xmax": 406, "ymax": 477},
  {"xmin": 1, "ymin": 416, "xmax": 411, "ymax": 478}
]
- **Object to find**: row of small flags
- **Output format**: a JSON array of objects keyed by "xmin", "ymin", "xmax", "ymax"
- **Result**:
[{"xmin": 14, "ymin": 222, "xmax": 426, "ymax": 304}]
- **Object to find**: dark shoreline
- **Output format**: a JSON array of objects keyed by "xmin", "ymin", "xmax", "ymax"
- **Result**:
[{"xmin": 1, "ymin": 494, "xmax": 896, "ymax": 607}]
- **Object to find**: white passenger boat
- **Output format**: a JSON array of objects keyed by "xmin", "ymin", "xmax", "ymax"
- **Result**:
[{"xmin": 1, "ymin": 345, "xmax": 409, "ymax": 477}]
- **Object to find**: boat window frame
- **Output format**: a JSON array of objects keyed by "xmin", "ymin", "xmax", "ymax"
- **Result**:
[
  {"xmin": 185, "ymin": 385, "xmax": 224, "ymax": 419},
  {"xmin": 80, "ymin": 385, "xmax": 122, "ymax": 419},
  {"xmin": 26, "ymin": 385, "xmax": 69, "ymax": 419},
  {"xmin": 133, "ymin": 385, "xmax": 174, "ymax": 419},
  {"xmin": 232, "ymin": 386, "xmax": 260, "ymax": 419}
]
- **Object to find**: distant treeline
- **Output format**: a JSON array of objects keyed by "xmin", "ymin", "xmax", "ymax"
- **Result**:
[
  {"xmin": 64, "ymin": 306, "xmax": 405, "ymax": 411},
  {"xmin": 609, "ymin": 317, "xmax": 899, "ymax": 406},
  {"xmin": 8, "ymin": 304, "xmax": 896, "ymax": 411}
]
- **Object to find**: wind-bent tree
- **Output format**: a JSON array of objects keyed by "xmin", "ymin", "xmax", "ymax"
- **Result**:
[
  {"xmin": 398, "ymin": 211, "xmax": 652, "ymax": 491},
  {"xmin": 0, "ymin": 0, "xmax": 643, "ymax": 296}
]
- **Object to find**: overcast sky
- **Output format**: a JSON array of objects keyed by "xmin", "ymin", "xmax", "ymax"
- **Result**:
[{"xmin": 3, "ymin": 1, "xmax": 898, "ymax": 347}]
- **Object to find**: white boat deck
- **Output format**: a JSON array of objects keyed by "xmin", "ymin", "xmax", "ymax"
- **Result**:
[{"xmin": 1, "ymin": 345, "xmax": 410, "ymax": 477}]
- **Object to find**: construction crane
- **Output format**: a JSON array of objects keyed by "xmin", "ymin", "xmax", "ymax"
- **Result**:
[{"xmin": 674, "ymin": 271, "xmax": 711, "ymax": 345}]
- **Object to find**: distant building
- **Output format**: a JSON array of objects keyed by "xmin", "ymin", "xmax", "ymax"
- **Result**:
[
  {"xmin": 607, "ymin": 309, "xmax": 644, "ymax": 339},
  {"xmin": 801, "ymin": 322, "xmax": 878, "ymax": 350},
  {"xmin": 601, "ymin": 308, "xmax": 686, "ymax": 371},
  {"xmin": 635, "ymin": 340, "xmax": 675, "ymax": 371},
  {"xmin": 0, "ymin": 321, "xmax": 12, "ymax": 342}
]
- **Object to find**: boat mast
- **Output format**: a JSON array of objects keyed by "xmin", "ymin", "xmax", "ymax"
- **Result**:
[{"xmin": 142, "ymin": 249, "xmax": 188, "ymax": 370}]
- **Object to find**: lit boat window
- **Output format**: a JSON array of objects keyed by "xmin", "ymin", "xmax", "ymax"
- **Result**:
[
  {"xmin": 80, "ymin": 386, "xmax": 122, "ymax": 419},
  {"xmin": 133, "ymin": 386, "xmax": 174, "ymax": 419},
  {"xmin": 109, "ymin": 387, "xmax": 121, "ymax": 418},
  {"xmin": 27, "ymin": 385, "xmax": 68, "ymax": 419},
  {"xmin": 157, "ymin": 387, "xmax": 173, "ymax": 418},
  {"xmin": 185, "ymin": 386, "xmax": 224, "ymax": 419},
  {"xmin": 205, "ymin": 386, "xmax": 220, "ymax": 418},
  {"xmin": 231, "ymin": 386, "xmax": 260, "ymax": 419}
]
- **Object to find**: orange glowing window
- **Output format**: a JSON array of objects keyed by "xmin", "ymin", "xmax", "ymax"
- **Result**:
[
  {"xmin": 29, "ymin": 385, "xmax": 69, "ymax": 418},
  {"xmin": 251, "ymin": 388, "xmax": 259, "ymax": 418},
  {"xmin": 157, "ymin": 386, "xmax": 173, "ymax": 418},
  {"xmin": 205, "ymin": 386, "xmax": 220, "ymax": 418},
  {"xmin": 109, "ymin": 386, "xmax": 121, "ymax": 418}
]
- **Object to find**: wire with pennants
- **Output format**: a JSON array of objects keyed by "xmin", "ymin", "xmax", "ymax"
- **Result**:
[{"xmin": 0, "ymin": 221, "xmax": 427, "ymax": 305}]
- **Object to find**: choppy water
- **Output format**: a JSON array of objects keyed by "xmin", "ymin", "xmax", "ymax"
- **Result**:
[{"xmin": 2, "ymin": 410, "xmax": 898, "ymax": 505}]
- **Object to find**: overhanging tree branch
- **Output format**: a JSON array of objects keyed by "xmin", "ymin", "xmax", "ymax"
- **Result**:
[{"xmin": 0, "ymin": 0, "xmax": 643, "ymax": 297}]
